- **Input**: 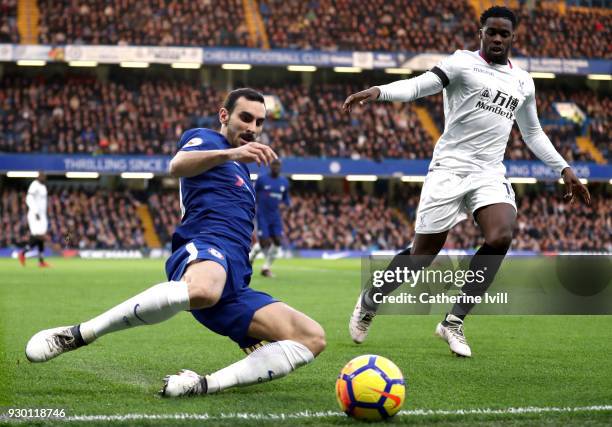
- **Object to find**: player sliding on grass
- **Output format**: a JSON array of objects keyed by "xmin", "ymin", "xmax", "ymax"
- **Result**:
[
  {"xmin": 26, "ymin": 88, "xmax": 326, "ymax": 396},
  {"xmin": 249, "ymin": 159, "xmax": 291, "ymax": 277},
  {"xmin": 343, "ymin": 7, "xmax": 590, "ymax": 357}
]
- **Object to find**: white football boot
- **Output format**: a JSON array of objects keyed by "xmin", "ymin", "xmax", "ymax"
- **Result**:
[
  {"xmin": 25, "ymin": 325, "xmax": 86, "ymax": 363},
  {"xmin": 348, "ymin": 292, "xmax": 377, "ymax": 344},
  {"xmin": 435, "ymin": 314, "xmax": 472, "ymax": 357},
  {"xmin": 160, "ymin": 369, "xmax": 207, "ymax": 397}
]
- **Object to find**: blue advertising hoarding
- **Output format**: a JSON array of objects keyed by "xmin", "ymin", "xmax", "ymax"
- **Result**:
[{"xmin": 0, "ymin": 154, "xmax": 609, "ymax": 181}]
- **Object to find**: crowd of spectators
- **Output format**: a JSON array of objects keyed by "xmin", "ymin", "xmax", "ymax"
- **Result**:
[
  {"xmin": 264, "ymin": 83, "xmax": 433, "ymax": 159},
  {"xmin": 512, "ymin": 188, "xmax": 611, "ymax": 252},
  {"xmin": 261, "ymin": 0, "xmax": 479, "ymax": 53},
  {"xmin": 147, "ymin": 191, "xmax": 180, "ymax": 246},
  {"xmin": 0, "ymin": 76, "xmax": 218, "ymax": 155},
  {"xmin": 0, "ymin": 0, "xmax": 17, "ymax": 43},
  {"xmin": 143, "ymin": 183, "xmax": 610, "ymax": 253},
  {"xmin": 1, "ymin": 0, "xmax": 608, "ymax": 59},
  {"xmin": 513, "ymin": 7, "xmax": 610, "ymax": 59},
  {"xmin": 1, "ymin": 182, "xmax": 608, "ymax": 252},
  {"xmin": 284, "ymin": 191, "xmax": 408, "ymax": 250},
  {"xmin": 2, "ymin": 76, "xmax": 603, "ymax": 163},
  {"xmin": 585, "ymin": 92, "xmax": 611, "ymax": 162},
  {"xmin": 261, "ymin": 1, "xmax": 610, "ymax": 59},
  {"xmin": 37, "ymin": 0, "xmax": 249, "ymax": 47},
  {"xmin": 394, "ymin": 184, "xmax": 611, "ymax": 252},
  {"xmin": 0, "ymin": 186, "xmax": 145, "ymax": 249}
]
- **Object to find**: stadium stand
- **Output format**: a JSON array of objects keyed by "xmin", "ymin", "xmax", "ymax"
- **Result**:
[
  {"xmin": 0, "ymin": 76, "xmax": 602, "ymax": 162},
  {"xmin": 514, "ymin": 6, "xmax": 611, "ymax": 59},
  {"xmin": 21, "ymin": 0, "xmax": 608, "ymax": 59},
  {"xmin": 141, "ymin": 185, "xmax": 611, "ymax": 252},
  {"xmin": 0, "ymin": 0, "xmax": 18, "ymax": 43},
  {"xmin": 0, "ymin": 0, "xmax": 608, "ymax": 257},
  {"xmin": 260, "ymin": 0, "xmax": 610, "ymax": 59},
  {"xmin": 443, "ymin": 188, "xmax": 611, "ymax": 252},
  {"xmin": 1, "ymin": 180, "xmax": 608, "ymax": 252},
  {"xmin": 0, "ymin": 186, "xmax": 145, "ymax": 249},
  {"xmin": 37, "ymin": 0, "xmax": 249, "ymax": 46}
]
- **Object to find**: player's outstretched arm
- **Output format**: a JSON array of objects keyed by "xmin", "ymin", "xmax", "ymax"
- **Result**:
[
  {"xmin": 342, "ymin": 71, "xmax": 444, "ymax": 113},
  {"xmin": 515, "ymin": 87, "xmax": 590, "ymax": 205},
  {"xmin": 169, "ymin": 143, "xmax": 277, "ymax": 178}
]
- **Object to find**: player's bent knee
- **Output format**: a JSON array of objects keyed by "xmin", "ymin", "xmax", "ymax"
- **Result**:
[
  {"xmin": 486, "ymin": 231, "xmax": 513, "ymax": 251},
  {"xmin": 301, "ymin": 322, "xmax": 326, "ymax": 357},
  {"xmin": 182, "ymin": 261, "xmax": 226, "ymax": 309}
]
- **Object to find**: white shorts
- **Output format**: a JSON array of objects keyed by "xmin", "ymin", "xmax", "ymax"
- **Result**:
[
  {"xmin": 27, "ymin": 213, "xmax": 48, "ymax": 236},
  {"xmin": 415, "ymin": 170, "xmax": 517, "ymax": 234}
]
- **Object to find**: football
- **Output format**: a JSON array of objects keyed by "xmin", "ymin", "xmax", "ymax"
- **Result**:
[{"xmin": 335, "ymin": 354, "xmax": 406, "ymax": 420}]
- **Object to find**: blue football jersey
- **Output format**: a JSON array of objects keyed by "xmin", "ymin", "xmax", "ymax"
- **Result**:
[
  {"xmin": 255, "ymin": 173, "xmax": 290, "ymax": 216},
  {"xmin": 171, "ymin": 128, "xmax": 256, "ymax": 256}
]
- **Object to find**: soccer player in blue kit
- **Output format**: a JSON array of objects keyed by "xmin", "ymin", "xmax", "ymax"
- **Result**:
[
  {"xmin": 249, "ymin": 159, "xmax": 290, "ymax": 277},
  {"xmin": 25, "ymin": 88, "xmax": 326, "ymax": 397}
]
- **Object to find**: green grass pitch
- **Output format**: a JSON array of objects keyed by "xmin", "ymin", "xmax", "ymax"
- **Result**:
[{"xmin": 1, "ymin": 258, "xmax": 611, "ymax": 426}]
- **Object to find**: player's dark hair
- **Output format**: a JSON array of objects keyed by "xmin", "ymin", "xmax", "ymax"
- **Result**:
[
  {"xmin": 480, "ymin": 6, "xmax": 517, "ymax": 29},
  {"xmin": 223, "ymin": 88, "xmax": 265, "ymax": 114}
]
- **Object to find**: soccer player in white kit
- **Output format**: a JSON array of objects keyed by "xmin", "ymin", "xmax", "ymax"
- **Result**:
[
  {"xmin": 342, "ymin": 7, "xmax": 590, "ymax": 357},
  {"xmin": 19, "ymin": 172, "xmax": 50, "ymax": 268}
]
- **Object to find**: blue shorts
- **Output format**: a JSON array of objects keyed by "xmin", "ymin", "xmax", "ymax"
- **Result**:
[
  {"xmin": 165, "ymin": 239, "xmax": 276, "ymax": 348},
  {"xmin": 257, "ymin": 212, "xmax": 283, "ymax": 239}
]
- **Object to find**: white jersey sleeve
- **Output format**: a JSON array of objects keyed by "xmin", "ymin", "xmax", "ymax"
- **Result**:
[
  {"xmin": 375, "ymin": 50, "xmax": 465, "ymax": 102},
  {"xmin": 375, "ymin": 71, "xmax": 444, "ymax": 102},
  {"xmin": 515, "ymin": 77, "xmax": 569, "ymax": 176}
]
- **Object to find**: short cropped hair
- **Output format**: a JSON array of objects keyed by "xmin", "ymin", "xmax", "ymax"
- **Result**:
[
  {"xmin": 223, "ymin": 88, "xmax": 265, "ymax": 114},
  {"xmin": 480, "ymin": 6, "xmax": 517, "ymax": 29}
]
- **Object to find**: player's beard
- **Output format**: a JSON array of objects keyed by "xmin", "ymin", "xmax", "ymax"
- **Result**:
[{"xmin": 226, "ymin": 119, "xmax": 257, "ymax": 147}]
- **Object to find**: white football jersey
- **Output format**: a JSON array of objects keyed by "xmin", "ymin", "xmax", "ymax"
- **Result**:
[
  {"xmin": 377, "ymin": 50, "xmax": 568, "ymax": 176},
  {"xmin": 430, "ymin": 49, "xmax": 567, "ymax": 176},
  {"xmin": 26, "ymin": 180, "xmax": 48, "ymax": 217}
]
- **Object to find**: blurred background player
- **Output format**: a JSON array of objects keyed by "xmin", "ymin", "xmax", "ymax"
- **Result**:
[
  {"xmin": 343, "ymin": 6, "xmax": 590, "ymax": 357},
  {"xmin": 18, "ymin": 172, "xmax": 50, "ymax": 268},
  {"xmin": 25, "ymin": 88, "xmax": 325, "ymax": 397},
  {"xmin": 249, "ymin": 159, "xmax": 290, "ymax": 277}
]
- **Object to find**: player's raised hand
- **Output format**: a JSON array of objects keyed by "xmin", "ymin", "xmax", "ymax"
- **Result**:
[
  {"xmin": 229, "ymin": 142, "xmax": 278, "ymax": 166},
  {"xmin": 561, "ymin": 167, "xmax": 591, "ymax": 205},
  {"xmin": 342, "ymin": 87, "xmax": 381, "ymax": 113}
]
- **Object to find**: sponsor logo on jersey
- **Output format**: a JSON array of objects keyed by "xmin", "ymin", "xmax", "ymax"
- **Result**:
[
  {"xmin": 476, "ymin": 88, "xmax": 519, "ymax": 120},
  {"xmin": 183, "ymin": 137, "xmax": 203, "ymax": 148},
  {"xmin": 479, "ymin": 88, "xmax": 492, "ymax": 101},
  {"xmin": 207, "ymin": 247, "xmax": 224, "ymax": 259}
]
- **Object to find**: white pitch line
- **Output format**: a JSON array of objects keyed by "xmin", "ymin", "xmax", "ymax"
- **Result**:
[{"xmin": 1, "ymin": 405, "xmax": 611, "ymax": 422}]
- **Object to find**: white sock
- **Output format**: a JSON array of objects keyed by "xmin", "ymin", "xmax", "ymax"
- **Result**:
[
  {"xmin": 249, "ymin": 242, "xmax": 261, "ymax": 263},
  {"xmin": 79, "ymin": 281, "xmax": 190, "ymax": 343},
  {"xmin": 263, "ymin": 245, "xmax": 278, "ymax": 270},
  {"xmin": 25, "ymin": 249, "xmax": 38, "ymax": 258},
  {"xmin": 205, "ymin": 340, "xmax": 314, "ymax": 393}
]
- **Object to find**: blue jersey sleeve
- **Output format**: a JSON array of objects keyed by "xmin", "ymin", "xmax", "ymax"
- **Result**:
[{"xmin": 177, "ymin": 128, "xmax": 224, "ymax": 152}]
